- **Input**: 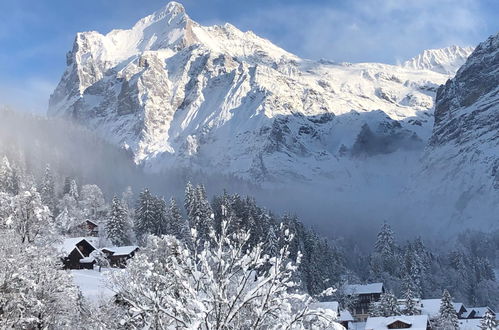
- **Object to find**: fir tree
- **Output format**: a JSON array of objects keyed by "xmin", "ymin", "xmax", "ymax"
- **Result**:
[
  {"xmin": 134, "ymin": 189, "xmax": 157, "ymax": 241},
  {"xmin": 437, "ymin": 290, "xmax": 459, "ymax": 330},
  {"xmin": 68, "ymin": 179, "xmax": 79, "ymax": 200},
  {"xmin": 368, "ymin": 301, "xmax": 382, "ymax": 317},
  {"xmin": 403, "ymin": 288, "xmax": 420, "ymax": 316},
  {"xmin": 371, "ymin": 222, "xmax": 397, "ymax": 276},
  {"xmin": 188, "ymin": 184, "xmax": 213, "ymax": 241},
  {"xmin": 265, "ymin": 224, "xmax": 279, "ymax": 257},
  {"xmin": 379, "ymin": 292, "xmax": 401, "ymax": 317},
  {"xmin": 166, "ymin": 198, "xmax": 189, "ymax": 242},
  {"xmin": 0, "ymin": 156, "xmax": 19, "ymax": 195},
  {"xmin": 375, "ymin": 222, "xmax": 395, "ymax": 256},
  {"xmin": 40, "ymin": 164, "xmax": 56, "ymax": 215},
  {"xmin": 106, "ymin": 197, "xmax": 130, "ymax": 246},
  {"xmin": 62, "ymin": 176, "xmax": 72, "ymax": 196},
  {"xmin": 480, "ymin": 310, "xmax": 497, "ymax": 330},
  {"xmin": 152, "ymin": 196, "xmax": 168, "ymax": 236},
  {"xmin": 184, "ymin": 181, "xmax": 195, "ymax": 217}
]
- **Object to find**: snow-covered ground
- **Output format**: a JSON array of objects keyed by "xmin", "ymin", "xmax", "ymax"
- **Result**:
[{"xmin": 71, "ymin": 269, "xmax": 115, "ymax": 303}]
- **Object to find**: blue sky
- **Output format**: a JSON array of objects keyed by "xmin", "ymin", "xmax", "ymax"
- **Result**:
[{"xmin": 1, "ymin": 0, "xmax": 498, "ymax": 113}]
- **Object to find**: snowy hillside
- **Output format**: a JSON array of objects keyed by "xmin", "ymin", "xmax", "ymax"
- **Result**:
[
  {"xmin": 401, "ymin": 45, "xmax": 474, "ymax": 75},
  {"xmin": 48, "ymin": 2, "xmax": 458, "ymax": 185}
]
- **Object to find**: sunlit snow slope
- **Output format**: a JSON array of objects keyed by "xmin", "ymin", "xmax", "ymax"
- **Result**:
[{"xmin": 48, "ymin": 2, "xmax": 471, "ymax": 186}]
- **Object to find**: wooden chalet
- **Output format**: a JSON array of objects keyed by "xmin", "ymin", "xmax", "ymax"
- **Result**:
[
  {"xmin": 77, "ymin": 220, "xmax": 99, "ymax": 237},
  {"xmin": 101, "ymin": 246, "xmax": 139, "ymax": 268},
  {"xmin": 345, "ymin": 282, "xmax": 385, "ymax": 321},
  {"xmin": 57, "ymin": 237, "xmax": 98, "ymax": 269}
]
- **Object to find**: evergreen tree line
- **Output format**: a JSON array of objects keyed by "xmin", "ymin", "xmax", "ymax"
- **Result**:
[
  {"xmin": 343, "ymin": 222, "xmax": 499, "ymax": 310},
  {"xmin": 1, "ymin": 154, "xmax": 498, "ymax": 309}
]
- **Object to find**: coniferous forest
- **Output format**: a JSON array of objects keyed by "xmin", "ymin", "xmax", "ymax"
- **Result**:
[{"xmin": 1, "ymin": 139, "xmax": 498, "ymax": 328}]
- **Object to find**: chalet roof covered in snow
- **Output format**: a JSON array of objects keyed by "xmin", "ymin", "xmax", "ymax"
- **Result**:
[
  {"xmin": 309, "ymin": 301, "xmax": 339, "ymax": 319},
  {"xmin": 309, "ymin": 301, "xmax": 339, "ymax": 312},
  {"xmin": 458, "ymin": 319, "xmax": 482, "ymax": 329},
  {"xmin": 55, "ymin": 237, "xmax": 99, "ymax": 256},
  {"xmin": 420, "ymin": 299, "xmax": 463, "ymax": 318},
  {"xmin": 365, "ymin": 315, "xmax": 428, "ymax": 330},
  {"xmin": 462, "ymin": 306, "xmax": 494, "ymax": 318},
  {"xmin": 101, "ymin": 246, "xmax": 139, "ymax": 256},
  {"xmin": 345, "ymin": 282, "xmax": 384, "ymax": 295},
  {"xmin": 339, "ymin": 309, "xmax": 354, "ymax": 322}
]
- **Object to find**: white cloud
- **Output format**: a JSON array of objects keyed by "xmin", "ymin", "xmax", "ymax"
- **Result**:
[{"xmin": 237, "ymin": 0, "xmax": 487, "ymax": 63}]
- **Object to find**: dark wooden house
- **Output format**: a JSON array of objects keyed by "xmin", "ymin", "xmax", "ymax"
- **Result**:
[
  {"xmin": 345, "ymin": 282, "xmax": 385, "ymax": 321},
  {"xmin": 101, "ymin": 246, "xmax": 139, "ymax": 268},
  {"xmin": 57, "ymin": 237, "xmax": 98, "ymax": 269},
  {"xmin": 77, "ymin": 220, "xmax": 99, "ymax": 237}
]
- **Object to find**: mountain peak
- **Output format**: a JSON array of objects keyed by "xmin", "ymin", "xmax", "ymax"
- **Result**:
[
  {"xmin": 150, "ymin": 2, "xmax": 187, "ymax": 23},
  {"xmin": 401, "ymin": 45, "xmax": 474, "ymax": 75}
]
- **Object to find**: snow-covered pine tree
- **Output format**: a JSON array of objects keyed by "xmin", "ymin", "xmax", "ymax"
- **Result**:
[
  {"xmin": 166, "ymin": 197, "xmax": 189, "ymax": 242},
  {"xmin": 265, "ymin": 224, "xmax": 279, "ymax": 257},
  {"xmin": 368, "ymin": 301, "xmax": 382, "ymax": 317},
  {"xmin": 375, "ymin": 222, "xmax": 395, "ymax": 256},
  {"xmin": 0, "ymin": 156, "xmax": 19, "ymax": 195},
  {"xmin": 107, "ymin": 196, "xmax": 131, "ymax": 246},
  {"xmin": 402, "ymin": 288, "xmax": 420, "ymax": 316},
  {"xmin": 68, "ymin": 179, "xmax": 79, "ymax": 199},
  {"xmin": 190, "ymin": 184, "xmax": 213, "ymax": 241},
  {"xmin": 152, "ymin": 196, "xmax": 168, "ymax": 236},
  {"xmin": 371, "ymin": 221, "xmax": 398, "ymax": 277},
  {"xmin": 437, "ymin": 289, "xmax": 459, "ymax": 330},
  {"xmin": 184, "ymin": 181, "xmax": 195, "ymax": 217},
  {"xmin": 39, "ymin": 164, "xmax": 56, "ymax": 215},
  {"xmin": 0, "ymin": 156, "xmax": 11, "ymax": 193},
  {"xmin": 121, "ymin": 186, "xmax": 136, "ymax": 242},
  {"xmin": 379, "ymin": 292, "xmax": 401, "ymax": 317},
  {"xmin": 62, "ymin": 176, "xmax": 72, "ymax": 196},
  {"xmin": 134, "ymin": 188, "xmax": 157, "ymax": 241},
  {"xmin": 480, "ymin": 310, "xmax": 497, "ymax": 330}
]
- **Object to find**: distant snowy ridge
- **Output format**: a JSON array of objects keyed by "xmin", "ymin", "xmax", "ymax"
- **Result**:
[
  {"xmin": 47, "ymin": 1, "xmax": 499, "ymax": 233},
  {"xmin": 401, "ymin": 45, "xmax": 474, "ymax": 75},
  {"xmin": 48, "ymin": 2, "xmax": 464, "ymax": 186}
]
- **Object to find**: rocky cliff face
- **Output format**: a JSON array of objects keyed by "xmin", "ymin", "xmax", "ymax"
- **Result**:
[
  {"xmin": 49, "ymin": 2, "xmax": 459, "ymax": 185},
  {"xmin": 405, "ymin": 33, "xmax": 499, "ymax": 231}
]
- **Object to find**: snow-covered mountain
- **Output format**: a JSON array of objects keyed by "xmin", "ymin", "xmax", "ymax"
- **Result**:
[
  {"xmin": 49, "ymin": 2, "xmax": 462, "ymax": 186},
  {"xmin": 404, "ymin": 34, "xmax": 499, "ymax": 230},
  {"xmin": 401, "ymin": 45, "xmax": 474, "ymax": 75}
]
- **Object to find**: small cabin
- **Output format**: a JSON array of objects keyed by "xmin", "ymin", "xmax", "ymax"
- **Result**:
[
  {"xmin": 101, "ymin": 246, "xmax": 139, "ymax": 268},
  {"xmin": 78, "ymin": 220, "xmax": 99, "ymax": 237},
  {"xmin": 57, "ymin": 237, "xmax": 98, "ymax": 269}
]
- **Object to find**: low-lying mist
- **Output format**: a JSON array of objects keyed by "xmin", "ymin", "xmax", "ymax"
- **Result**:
[{"xmin": 0, "ymin": 108, "xmax": 464, "ymax": 251}]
